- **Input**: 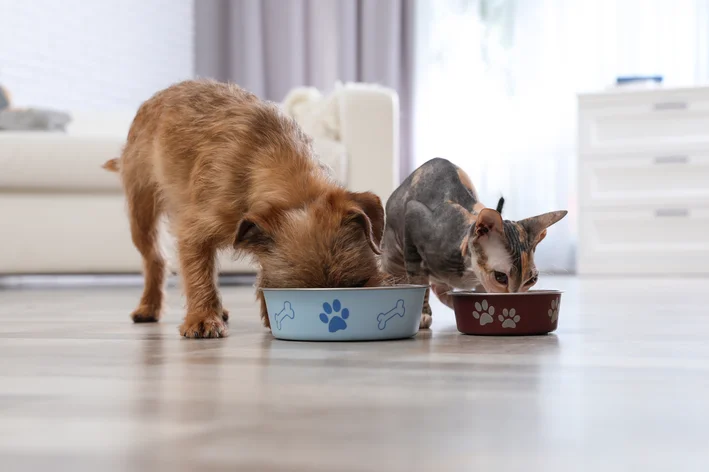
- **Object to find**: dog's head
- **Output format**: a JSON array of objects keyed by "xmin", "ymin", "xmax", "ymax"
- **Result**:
[{"xmin": 234, "ymin": 190, "xmax": 386, "ymax": 289}]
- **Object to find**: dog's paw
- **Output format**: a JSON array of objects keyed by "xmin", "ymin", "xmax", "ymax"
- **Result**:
[
  {"xmin": 131, "ymin": 306, "xmax": 161, "ymax": 323},
  {"xmin": 419, "ymin": 313, "xmax": 433, "ymax": 329},
  {"xmin": 221, "ymin": 308, "xmax": 229, "ymax": 322},
  {"xmin": 179, "ymin": 313, "xmax": 228, "ymax": 339}
]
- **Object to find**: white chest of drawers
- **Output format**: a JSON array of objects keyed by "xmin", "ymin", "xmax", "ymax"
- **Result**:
[{"xmin": 577, "ymin": 86, "xmax": 709, "ymax": 275}]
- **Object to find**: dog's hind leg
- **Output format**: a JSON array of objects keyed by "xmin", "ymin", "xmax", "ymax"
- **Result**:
[{"xmin": 126, "ymin": 181, "xmax": 167, "ymax": 323}]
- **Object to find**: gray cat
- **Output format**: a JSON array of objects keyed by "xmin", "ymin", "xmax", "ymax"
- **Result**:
[{"xmin": 381, "ymin": 157, "xmax": 567, "ymax": 328}]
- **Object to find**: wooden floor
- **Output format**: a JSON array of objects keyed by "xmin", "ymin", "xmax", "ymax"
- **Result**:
[{"xmin": 1, "ymin": 276, "xmax": 708, "ymax": 471}]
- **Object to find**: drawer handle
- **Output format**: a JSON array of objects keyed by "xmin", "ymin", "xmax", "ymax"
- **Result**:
[
  {"xmin": 653, "ymin": 101, "xmax": 688, "ymax": 111},
  {"xmin": 654, "ymin": 155, "xmax": 689, "ymax": 164},
  {"xmin": 655, "ymin": 208, "xmax": 689, "ymax": 218}
]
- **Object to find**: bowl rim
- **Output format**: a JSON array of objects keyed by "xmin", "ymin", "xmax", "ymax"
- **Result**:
[
  {"xmin": 448, "ymin": 289, "xmax": 564, "ymax": 297},
  {"xmin": 261, "ymin": 284, "xmax": 428, "ymax": 292}
]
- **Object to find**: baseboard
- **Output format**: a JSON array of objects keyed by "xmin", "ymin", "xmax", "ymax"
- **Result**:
[{"xmin": 0, "ymin": 273, "xmax": 257, "ymax": 289}]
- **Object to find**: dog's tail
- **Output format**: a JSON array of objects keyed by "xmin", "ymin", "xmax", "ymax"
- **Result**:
[{"xmin": 102, "ymin": 158, "xmax": 121, "ymax": 173}]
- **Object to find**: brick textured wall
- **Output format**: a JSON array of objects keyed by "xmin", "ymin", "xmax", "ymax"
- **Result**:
[{"xmin": 0, "ymin": 0, "xmax": 194, "ymax": 111}]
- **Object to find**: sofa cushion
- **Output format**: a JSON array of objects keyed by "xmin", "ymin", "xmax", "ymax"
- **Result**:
[
  {"xmin": 0, "ymin": 132, "xmax": 124, "ymax": 192},
  {"xmin": 282, "ymin": 85, "xmax": 349, "ymax": 185},
  {"xmin": 312, "ymin": 138, "xmax": 348, "ymax": 186}
]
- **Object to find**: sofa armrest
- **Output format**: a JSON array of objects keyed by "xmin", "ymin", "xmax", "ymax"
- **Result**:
[{"xmin": 338, "ymin": 84, "xmax": 400, "ymax": 203}]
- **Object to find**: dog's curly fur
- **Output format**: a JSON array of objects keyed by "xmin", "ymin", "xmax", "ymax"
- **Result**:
[{"xmin": 104, "ymin": 79, "xmax": 386, "ymax": 338}]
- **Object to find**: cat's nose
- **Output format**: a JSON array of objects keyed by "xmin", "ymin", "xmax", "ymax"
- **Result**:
[{"xmin": 508, "ymin": 281, "xmax": 522, "ymax": 293}]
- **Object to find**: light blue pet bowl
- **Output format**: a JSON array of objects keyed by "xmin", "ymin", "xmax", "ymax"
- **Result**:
[{"xmin": 262, "ymin": 285, "xmax": 427, "ymax": 341}]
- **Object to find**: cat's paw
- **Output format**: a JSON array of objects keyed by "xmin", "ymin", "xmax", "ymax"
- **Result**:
[{"xmin": 419, "ymin": 313, "xmax": 433, "ymax": 329}]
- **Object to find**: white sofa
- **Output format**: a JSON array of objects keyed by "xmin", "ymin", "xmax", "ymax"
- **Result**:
[{"xmin": 0, "ymin": 83, "xmax": 400, "ymax": 274}]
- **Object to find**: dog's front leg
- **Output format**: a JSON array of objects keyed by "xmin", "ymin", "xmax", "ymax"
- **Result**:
[{"xmin": 177, "ymin": 235, "xmax": 228, "ymax": 339}]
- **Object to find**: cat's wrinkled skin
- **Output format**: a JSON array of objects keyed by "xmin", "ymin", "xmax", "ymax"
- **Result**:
[{"xmin": 381, "ymin": 157, "xmax": 567, "ymax": 329}]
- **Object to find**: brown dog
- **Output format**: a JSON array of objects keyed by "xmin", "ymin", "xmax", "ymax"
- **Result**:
[{"xmin": 103, "ymin": 79, "xmax": 385, "ymax": 338}]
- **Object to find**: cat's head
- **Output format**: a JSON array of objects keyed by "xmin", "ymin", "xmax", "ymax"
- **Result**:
[{"xmin": 466, "ymin": 208, "xmax": 567, "ymax": 293}]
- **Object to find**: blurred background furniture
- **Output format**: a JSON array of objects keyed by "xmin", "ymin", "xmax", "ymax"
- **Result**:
[
  {"xmin": 0, "ymin": 83, "xmax": 400, "ymax": 275},
  {"xmin": 577, "ymin": 86, "xmax": 709, "ymax": 275}
]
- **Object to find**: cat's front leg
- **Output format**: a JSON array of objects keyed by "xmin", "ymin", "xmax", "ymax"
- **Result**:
[
  {"xmin": 408, "ymin": 273, "xmax": 432, "ymax": 329},
  {"xmin": 402, "ymin": 249, "xmax": 432, "ymax": 328},
  {"xmin": 402, "ymin": 233, "xmax": 433, "ymax": 329},
  {"xmin": 431, "ymin": 282, "xmax": 454, "ymax": 309}
]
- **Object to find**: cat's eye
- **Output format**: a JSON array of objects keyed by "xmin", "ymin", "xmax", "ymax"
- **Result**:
[
  {"xmin": 526, "ymin": 275, "xmax": 538, "ymax": 286},
  {"xmin": 494, "ymin": 271, "xmax": 508, "ymax": 285}
]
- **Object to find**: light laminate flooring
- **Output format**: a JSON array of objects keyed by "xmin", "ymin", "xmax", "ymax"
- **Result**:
[{"xmin": 1, "ymin": 276, "xmax": 708, "ymax": 471}]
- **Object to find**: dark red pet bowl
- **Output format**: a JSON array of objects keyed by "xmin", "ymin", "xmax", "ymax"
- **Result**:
[{"xmin": 450, "ymin": 290, "xmax": 562, "ymax": 336}]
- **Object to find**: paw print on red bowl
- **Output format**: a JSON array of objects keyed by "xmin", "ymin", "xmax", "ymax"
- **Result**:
[
  {"xmin": 472, "ymin": 300, "xmax": 494, "ymax": 326},
  {"xmin": 499, "ymin": 308, "xmax": 521, "ymax": 329},
  {"xmin": 548, "ymin": 299, "xmax": 560, "ymax": 323}
]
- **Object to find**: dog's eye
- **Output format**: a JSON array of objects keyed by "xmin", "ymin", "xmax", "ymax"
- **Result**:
[{"xmin": 494, "ymin": 271, "xmax": 508, "ymax": 285}]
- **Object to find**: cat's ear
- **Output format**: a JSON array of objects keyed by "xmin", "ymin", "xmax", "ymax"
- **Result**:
[
  {"xmin": 472, "ymin": 208, "xmax": 503, "ymax": 240},
  {"xmin": 518, "ymin": 210, "xmax": 568, "ymax": 242},
  {"xmin": 536, "ymin": 229, "xmax": 548, "ymax": 246}
]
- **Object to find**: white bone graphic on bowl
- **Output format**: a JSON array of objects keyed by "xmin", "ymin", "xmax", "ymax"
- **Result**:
[
  {"xmin": 274, "ymin": 301, "xmax": 295, "ymax": 330},
  {"xmin": 377, "ymin": 299, "xmax": 405, "ymax": 330}
]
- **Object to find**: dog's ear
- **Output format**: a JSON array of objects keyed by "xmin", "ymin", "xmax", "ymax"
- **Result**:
[
  {"xmin": 233, "ymin": 213, "xmax": 272, "ymax": 252},
  {"xmin": 345, "ymin": 208, "xmax": 382, "ymax": 255},
  {"xmin": 347, "ymin": 191, "xmax": 385, "ymax": 246}
]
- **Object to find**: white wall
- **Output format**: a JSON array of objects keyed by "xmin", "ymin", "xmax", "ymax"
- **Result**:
[{"xmin": 0, "ymin": 0, "xmax": 194, "ymax": 111}]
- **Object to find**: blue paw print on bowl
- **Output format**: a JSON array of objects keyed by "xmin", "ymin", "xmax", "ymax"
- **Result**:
[{"xmin": 319, "ymin": 299, "xmax": 350, "ymax": 333}]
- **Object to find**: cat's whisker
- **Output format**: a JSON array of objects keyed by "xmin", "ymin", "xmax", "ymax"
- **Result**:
[{"xmin": 539, "ymin": 265, "xmax": 572, "ymax": 276}]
